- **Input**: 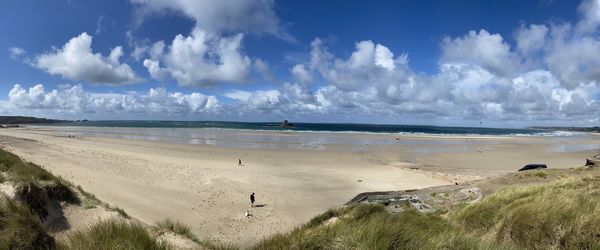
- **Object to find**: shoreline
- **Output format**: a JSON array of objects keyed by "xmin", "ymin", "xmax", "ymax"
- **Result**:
[
  {"xmin": 0, "ymin": 126, "xmax": 598, "ymax": 246},
  {"xmin": 28, "ymin": 124, "xmax": 584, "ymax": 139}
]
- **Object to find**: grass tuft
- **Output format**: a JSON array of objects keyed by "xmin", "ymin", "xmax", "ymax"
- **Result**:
[
  {"xmin": 59, "ymin": 219, "xmax": 171, "ymax": 250},
  {"xmin": 253, "ymin": 204, "xmax": 503, "ymax": 250},
  {"xmin": 0, "ymin": 196, "xmax": 55, "ymax": 249},
  {"xmin": 76, "ymin": 185, "xmax": 101, "ymax": 209},
  {"xmin": 200, "ymin": 240, "xmax": 239, "ymax": 250},
  {"xmin": 455, "ymin": 176, "xmax": 600, "ymax": 249},
  {"xmin": 156, "ymin": 219, "xmax": 200, "ymax": 243},
  {"xmin": 109, "ymin": 207, "xmax": 130, "ymax": 219},
  {"xmin": 16, "ymin": 182, "xmax": 50, "ymax": 219}
]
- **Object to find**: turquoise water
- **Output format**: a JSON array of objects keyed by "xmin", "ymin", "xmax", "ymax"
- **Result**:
[
  {"xmin": 56, "ymin": 120, "xmax": 547, "ymax": 136},
  {"xmin": 34, "ymin": 121, "xmax": 592, "ymax": 151}
]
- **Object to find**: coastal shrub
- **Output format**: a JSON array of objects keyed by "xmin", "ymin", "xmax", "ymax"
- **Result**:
[
  {"xmin": 59, "ymin": 219, "xmax": 170, "ymax": 250},
  {"xmin": 0, "ymin": 197, "xmax": 55, "ymax": 249},
  {"xmin": 155, "ymin": 219, "xmax": 199, "ymax": 243}
]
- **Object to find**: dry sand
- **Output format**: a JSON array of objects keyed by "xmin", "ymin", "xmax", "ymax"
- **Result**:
[{"xmin": 0, "ymin": 127, "xmax": 597, "ymax": 247}]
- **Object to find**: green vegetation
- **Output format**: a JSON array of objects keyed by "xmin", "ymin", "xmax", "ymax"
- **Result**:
[
  {"xmin": 0, "ymin": 149, "xmax": 57, "ymax": 183},
  {"xmin": 200, "ymin": 240, "xmax": 238, "ymax": 250},
  {"xmin": 109, "ymin": 207, "xmax": 130, "ymax": 219},
  {"xmin": 153, "ymin": 219, "xmax": 238, "ymax": 250},
  {"xmin": 155, "ymin": 219, "xmax": 199, "ymax": 242},
  {"xmin": 0, "ymin": 197, "xmax": 55, "ymax": 250},
  {"xmin": 76, "ymin": 185, "xmax": 102, "ymax": 209},
  {"xmin": 0, "ymin": 148, "xmax": 174, "ymax": 250},
  {"xmin": 0, "ymin": 150, "xmax": 78, "ymax": 204},
  {"xmin": 456, "ymin": 176, "xmax": 600, "ymax": 249},
  {"xmin": 58, "ymin": 219, "xmax": 170, "ymax": 250},
  {"xmin": 254, "ymin": 204, "xmax": 505, "ymax": 250},
  {"xmin": 256, "ymin": 174, "xmax": 600, "ymax": 250}
]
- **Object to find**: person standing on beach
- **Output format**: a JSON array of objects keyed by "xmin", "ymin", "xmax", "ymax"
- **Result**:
[
  {"xmin": 250, "ymin": 192, "xmax": 255, "ymax": 207},
  {"xmin": 238, "ymin": 158, "xmax": 242, "ymax": 166}
]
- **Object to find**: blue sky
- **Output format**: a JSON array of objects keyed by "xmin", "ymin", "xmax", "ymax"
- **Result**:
[{"xmin": 1, "ymin": 0, "xmax": 599, "ymax": 127}]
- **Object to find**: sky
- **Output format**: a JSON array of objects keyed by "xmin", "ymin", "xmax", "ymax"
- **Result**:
[{"xmin": 1, "ymin": 0, "xmax": 599, "ymax": 127}]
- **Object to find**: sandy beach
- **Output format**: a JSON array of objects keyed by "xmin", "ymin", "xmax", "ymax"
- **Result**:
[{"xmin": 0, "ymin": 126, "xmax": 597, "ymax": 247}]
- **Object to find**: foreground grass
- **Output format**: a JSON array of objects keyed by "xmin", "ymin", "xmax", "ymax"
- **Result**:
[
  {"xmin": 0, "ymin": 149, "xmax": 58, "ymax": 183},
  {"xmin": 254, "ymin": 204, "xmax": 506, "ymax": 250},
  {"xmin": 58, "ymin": 219, "xmax": 171, "ymax": 250},
  {"xmin": 256, "ymin": 173, "xmax": 600, "ymax": 250},
  {"xmin": 0, "ymin": 197, "xmax": 55, "ymax": 249},
  {"xmin": 0, "ymin": 149, "xmax": 172, "ymax": 249},
  {"xmin": 456, "ymin": 175, "xmax": 600, "ymax": 249}
]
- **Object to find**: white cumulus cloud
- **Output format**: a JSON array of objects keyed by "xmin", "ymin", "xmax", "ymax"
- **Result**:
[
  {"xmin": 143, "ymin": 28, "xmax": 252, "ymax": 87},
  {"xmin": 34, "ymin": 33, "xmax": 141, "ymax": 85},
  {"xmin": 441, "ymin": 29, "xmax": 519, "ymax": 77},
  {"xmin": 6, "ymin": 84, "xmax": 220, "ymax": 116},
  {"xmin": 131, "ymin": 0, "xmax": 293, "ymax": 42}
]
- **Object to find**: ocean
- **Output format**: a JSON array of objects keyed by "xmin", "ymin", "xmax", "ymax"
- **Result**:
[
  {"xmin": 33, "ymin": 121, "xmax": 589, "ymax": 151},
  {"xmin": 54, "ymin": 120, "xmax": 549, "ymax": 136}
]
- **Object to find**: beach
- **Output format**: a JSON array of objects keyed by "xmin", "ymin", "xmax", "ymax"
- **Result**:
[{"xmin": 0, "ymin": 126, "xmax": 597, "ymax": 246}]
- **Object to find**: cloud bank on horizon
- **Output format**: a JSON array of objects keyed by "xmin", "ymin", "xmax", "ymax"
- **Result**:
[{"xmin": 2, "ymin": 0, "xmax": 600, "ymax": 126}]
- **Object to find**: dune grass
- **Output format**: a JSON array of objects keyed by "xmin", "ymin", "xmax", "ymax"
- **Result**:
[
  {"xmin": 0, "ymin": 150, "xmax": 79, "ymax": 203},
  {"xmin": 0, "ymin": 150, "xmax": 57, "ymax": 183},
  {"xmin": 0, "ymin": 197, "xmax": 55, "ymax": 249},
  {"xmin": 254, "ymin": 203, "xmax": 506, "ymax": 250},
  {"xmin": 58, "ymin": 219, "xmax": 171, "ymax": 250},
  {"xmin": 455, "ymin": 175, "xmax": 600, "ymax": 249},
  {"xmin": 75, "ymin": 184, "xmax": 106, "ymax": 210},
  {"xmin": 154, "ymin": 219, "xmax": 239, "ymax": 250},
  {"xmin": 257, "ymin": 174, "xmax": 600, "ymax": 249},
  {"xmin": 200, "ymin": 240, "xmax": 239, "ymax": 250},
  {"xmin": 155, "ymin": 219, "xmax": 199, "ymax": 242},
  {"xmin": 108, "ymin": 206, "xmax": 130, "ymax": 219}
]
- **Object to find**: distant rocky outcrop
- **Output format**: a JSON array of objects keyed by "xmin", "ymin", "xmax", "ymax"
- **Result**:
[
  {"xmin": 0, "ymin": 116, "xmax": 70, "ymax": 125},
  {"xmin": 281, "ymin": 120, "xmax": 295, "ymax": 128}
]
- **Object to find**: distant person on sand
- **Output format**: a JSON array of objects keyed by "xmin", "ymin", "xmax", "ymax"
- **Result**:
[
  {"xmin": 250, "ymin": 192, "xmax": 255, "ymax": 207},
  {"xmin": 238, "ymin": 158, "xmax": 242, "ymax": 166}
]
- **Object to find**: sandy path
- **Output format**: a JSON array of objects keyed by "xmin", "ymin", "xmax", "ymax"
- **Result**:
[{"xmin": 0, "ymin": 128, "xmax": 450, "ymax": 247}]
